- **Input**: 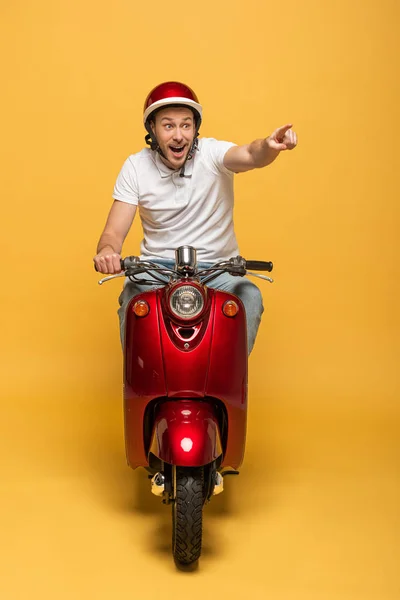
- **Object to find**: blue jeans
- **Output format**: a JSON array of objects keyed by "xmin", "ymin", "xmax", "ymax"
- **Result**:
[{"xmin": 118, "ymin": 259, "xmax": 264, "ymax": 354}]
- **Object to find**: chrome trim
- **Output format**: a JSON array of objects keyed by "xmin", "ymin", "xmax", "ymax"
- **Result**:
[{"xmin": 175, "ymin": 245, "xmax": 197, "ymax": 275}]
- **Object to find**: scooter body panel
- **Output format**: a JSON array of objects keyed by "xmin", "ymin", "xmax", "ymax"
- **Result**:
[{"xmin": 123, "ymin": 286, "xmax": 248, "ymax": 469}]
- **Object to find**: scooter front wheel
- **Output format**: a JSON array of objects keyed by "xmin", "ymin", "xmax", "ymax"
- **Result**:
[{"xmin": 172, "ymin": 466, "xmax": 204, "ymax": 565}]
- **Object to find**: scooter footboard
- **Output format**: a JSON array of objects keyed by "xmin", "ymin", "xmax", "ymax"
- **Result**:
[{"xmin": 149, "ymin": 400, "xmax": 223, "ymax": 467}]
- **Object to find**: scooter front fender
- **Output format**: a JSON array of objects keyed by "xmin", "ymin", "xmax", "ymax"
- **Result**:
[{"xmin": 149, "ymin": 400, "xmax": 222, "ymax": 467}]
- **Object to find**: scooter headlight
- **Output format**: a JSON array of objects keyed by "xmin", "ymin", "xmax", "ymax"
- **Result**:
[{"xmin": 169, "ymin": 285, "xmax": 204, "ymax": 320}]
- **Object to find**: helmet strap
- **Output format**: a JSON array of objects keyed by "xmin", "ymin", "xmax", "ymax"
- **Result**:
[
  {"xmin": 179, "ymin": 133, "xmax": 199, "ymax": 177},
  {"xmin": 144, "ymin": 126, "xmax": 169, "ymax": 161},
  {"xmin": 144, "ymin": 133, "xmax": 157, "ymax": 151}
]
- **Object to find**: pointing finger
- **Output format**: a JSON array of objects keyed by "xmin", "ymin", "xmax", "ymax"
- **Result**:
[{"xmin": 275, "ymin": 124, "xmax": 293, "ymax": 142}]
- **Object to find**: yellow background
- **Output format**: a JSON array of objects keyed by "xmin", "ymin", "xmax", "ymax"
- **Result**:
[{"xmin": 1, "ymin": 0, "xmax": 399, "ymax": 597}]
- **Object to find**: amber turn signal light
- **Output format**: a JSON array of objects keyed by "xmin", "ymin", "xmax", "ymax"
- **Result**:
[
  {"xmin": 222, "ymin": 300, "xmax": 239, "ymax": 317},
  {"xmin": 133, "ymin": 300, "xmax": 150, "ymax": 317}
]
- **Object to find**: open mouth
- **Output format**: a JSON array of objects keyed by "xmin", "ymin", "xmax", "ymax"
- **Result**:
[{"xmin": 169, "ymin": 145, "xmax": 186, "ymax": 158}]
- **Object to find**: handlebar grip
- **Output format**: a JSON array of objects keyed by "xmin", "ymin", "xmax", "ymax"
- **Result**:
[{"xmin": 245, "ymin": 260, "xmax": 273, "ymax": 272}]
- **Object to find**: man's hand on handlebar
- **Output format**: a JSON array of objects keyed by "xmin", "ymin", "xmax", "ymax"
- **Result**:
[{"xmin": 93, "ymin": 247, "xmax": 123, "ymax": 274}]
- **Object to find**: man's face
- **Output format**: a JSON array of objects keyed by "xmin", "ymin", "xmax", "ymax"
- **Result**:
[{"xmin": 150, "ymin": 106, "xmax": 196, "ymax": 169}]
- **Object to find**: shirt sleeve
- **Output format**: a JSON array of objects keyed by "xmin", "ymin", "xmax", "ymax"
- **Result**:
[
  {"xmin": 200, "ymin": 138, "xmax": 237, "ymax": 176},
  {"xmin": 112, "ymin": 156, "xmax": 139, "ymax": 205}
]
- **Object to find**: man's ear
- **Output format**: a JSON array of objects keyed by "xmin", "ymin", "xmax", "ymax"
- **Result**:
[{"xmin": 150, "ymin": 120, "xmax": 155, "ymax": 134}]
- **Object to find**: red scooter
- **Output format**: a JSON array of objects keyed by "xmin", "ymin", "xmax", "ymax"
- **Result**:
[{"xmin": 98, "ymin": 246, "xmax": 273, "ymax": 565}]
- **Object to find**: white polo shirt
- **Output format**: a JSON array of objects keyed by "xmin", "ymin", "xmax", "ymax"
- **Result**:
[{"xmin": 112, "ymin": 137, "xmax": 240, "ymax": 262}]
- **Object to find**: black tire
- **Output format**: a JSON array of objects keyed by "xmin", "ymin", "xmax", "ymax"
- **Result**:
[{"xmin": 172, "ymin": 466, "xmax": 204, "ymax": 565}]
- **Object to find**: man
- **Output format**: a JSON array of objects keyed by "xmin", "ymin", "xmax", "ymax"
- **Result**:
[{"xmin": 94, "ymin": 81, "xmax": 297, "ymax": 353}]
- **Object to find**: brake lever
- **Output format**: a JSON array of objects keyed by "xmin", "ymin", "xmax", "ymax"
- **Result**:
[
  {"xmin": 98, "ymin": 272, "xmax": 126, "ymax": 285},
  {"xmin": 246, "ymin": 271, "xmax": 274, "ymax": 283}
]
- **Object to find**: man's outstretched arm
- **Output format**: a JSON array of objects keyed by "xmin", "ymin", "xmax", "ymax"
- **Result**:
[{"xmin": 223, "ymin": 124, "xmax": 298, "ymax": 173}]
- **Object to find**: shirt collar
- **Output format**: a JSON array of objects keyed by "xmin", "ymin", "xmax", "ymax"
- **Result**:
[{"xmin": 154, "ymin": 151, "xmax": 194, "ymax": 178}]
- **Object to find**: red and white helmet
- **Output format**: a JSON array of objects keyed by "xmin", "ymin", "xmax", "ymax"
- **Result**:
[{"xmin": 143, "ymin": 81, "xmax": 202, "ymax": 127}]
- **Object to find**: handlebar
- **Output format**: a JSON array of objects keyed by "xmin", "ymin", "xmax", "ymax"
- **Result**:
[{"xmin": 95, "ymin": 254, "xmax": 274, "ymax": 285}]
